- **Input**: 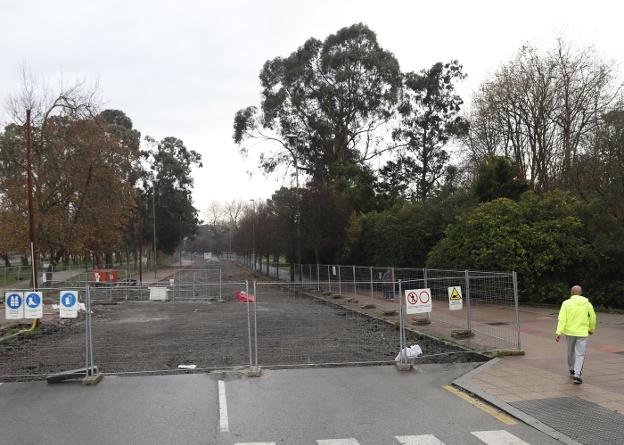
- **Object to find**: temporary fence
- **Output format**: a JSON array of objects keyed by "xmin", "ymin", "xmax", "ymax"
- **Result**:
[
  {"xmin": 1, "ymin": 270, "xmax": 483, "ymax": 380},
  {"xmin": 233, "ymin": 256, "xmax": 521, "ymax": 352}
]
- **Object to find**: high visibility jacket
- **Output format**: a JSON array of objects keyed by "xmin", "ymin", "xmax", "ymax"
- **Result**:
[{"xmin": 556, "ymin": 295, "xmax": 597, "ymax": 337}]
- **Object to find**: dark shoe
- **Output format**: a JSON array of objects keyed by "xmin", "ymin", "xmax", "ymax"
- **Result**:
[
  {"xmin": 569, "ymin": 369, "xmax": 575, "ymax": 377},
  {"xmin": 573, "ymin": 376, "xmax": 583, "ymax": 384}
]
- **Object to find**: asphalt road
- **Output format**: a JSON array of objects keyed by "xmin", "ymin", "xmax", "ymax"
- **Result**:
[{"xmin": 0, "ymin": 364, "xmax": 562, "ymax": 445}]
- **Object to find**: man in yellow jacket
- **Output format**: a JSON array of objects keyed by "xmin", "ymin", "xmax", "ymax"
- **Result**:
[{"xmin": 555, "ymin": 285, "xmax": 597, "ymax": 384}]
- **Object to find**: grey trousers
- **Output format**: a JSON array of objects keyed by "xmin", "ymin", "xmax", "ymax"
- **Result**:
[{"xmin": 565, "ymin": 335, "xmax": 588, "ymax": 377}]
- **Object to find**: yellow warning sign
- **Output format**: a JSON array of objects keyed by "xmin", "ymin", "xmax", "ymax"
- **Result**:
[
  {"xmin": 447, "ymin": 286, "xmax": 463, "ymax": 310},
  {"xmin": 450, "ymin": 287, "xmax": 462, "ymax": 300}
]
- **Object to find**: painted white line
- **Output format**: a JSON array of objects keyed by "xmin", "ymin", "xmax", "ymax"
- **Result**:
[
  {"xmin": 395, "ymin": 435, "xmax": 446, "ymax": 445},
  {"xmin": 317, "ymin": 439, "xmax": 360, "ymax": 445},
  {"xmin": 218, "ymin": 380, "xmax": 229, "ymax": 433},
  {"xmin": 234, "ymin": 443, "xmax": 276, "ymax": 445},
  {"xmin": 471, "ymin": 430, "xmax": 530, "ymax": 445}
]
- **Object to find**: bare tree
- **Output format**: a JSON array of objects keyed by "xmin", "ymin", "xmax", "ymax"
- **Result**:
[
  {"xmin": 466, "ymin": 40, "xmax": 621, "ymax": 192},
  {"xmin": 223, "ymin": 199, "xmax": 244, "ymax": 228},
  {"xmin": 204, "ymin": 200, "xmax": 224, "ymax": 227}
]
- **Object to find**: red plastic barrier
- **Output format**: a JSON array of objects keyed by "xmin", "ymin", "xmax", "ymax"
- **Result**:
[{"xmin": 235, "ymin": 290, "xmax": 255, "ymax": 303}]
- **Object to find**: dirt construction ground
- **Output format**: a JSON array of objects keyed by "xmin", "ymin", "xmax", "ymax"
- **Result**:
[{"xmin": 0, "ymin": 260, "xmax": 469, "ymax": 381}]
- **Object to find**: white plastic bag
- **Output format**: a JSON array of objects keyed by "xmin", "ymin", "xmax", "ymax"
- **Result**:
[{"xmin": 395, "ymin": 344, "xmax": 423, "ymax": 361}]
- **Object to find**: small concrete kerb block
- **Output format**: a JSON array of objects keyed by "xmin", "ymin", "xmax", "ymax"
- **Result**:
[
  {"xmin": 361, "ymin": 303, "xmax": 376, "ymax": 309},
  {"xmin": 412, "ymin": 317, "xmax": 431, "ymax": 325},
  {"xmin": 382, "ymin": 309, "xmax": 397, "ymax": 316},
  {"xmin": 395, "ymin": 362, "xmax": 413, "ymax": 372},
  {"xmin": 321, "ymin": 291, "xmax": 332, "ymax": 296},
  {"xmin": 451, "ymin": 329, "xmax": 474, "ymax": 339},
  {"xmin": 82, "ymin": 373, "xmax": 104, "ymax": 385},
  {"xmin": 244, "ymin": 366, "xmax": 262, "ymax": 377}
]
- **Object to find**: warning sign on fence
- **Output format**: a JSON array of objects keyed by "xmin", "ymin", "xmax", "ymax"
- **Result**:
[
  {"xmin": 448, "ymin": 286, "xmax": 463, "ymax": 310},
  {"xmin": 405, "ymin": 288, "xmax": 432, "ymax": 314}
]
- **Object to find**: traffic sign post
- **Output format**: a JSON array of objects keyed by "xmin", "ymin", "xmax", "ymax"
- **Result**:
[
  {"xmin": 5, "ymin": 291, "xmax": 24, "ymax": 320},
  {"xmin": 448, "ymin": 286, "xmax": 463, "ymax": 311},
  {"xmin": 405, "ymin": 288, "xmax": 432, "ymax": 314},
  {"xmin": 59, "ymin": 290, "xmax": 78, "ymax": 318},
  {"xmin": 24, "ymin": 291, "xmax": 43, "ymax": 319}
]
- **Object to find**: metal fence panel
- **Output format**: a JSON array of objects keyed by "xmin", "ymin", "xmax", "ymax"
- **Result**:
[
  {"xmin": 0, "ymin": 287, "xmax": 86, "ymax": 380},
  {"xmin": 234, "ymin": 259, "xmax": 521, "ymax": 352},
  {"xmin": 253, "ymin": 281, "xmax": 400, "ymax": 366},
  {"xmin": 88, "ymin": 281, "xmax": 252, "ymax": 374}
]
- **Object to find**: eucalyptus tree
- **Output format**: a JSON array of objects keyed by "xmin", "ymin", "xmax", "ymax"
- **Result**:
[
  {"xmin": 390, "ymin": 61, "xmax": 468, "ymax": 201},
  {"xmin": 233, "ymin": 23, "xmax": 402, "ymax": 185}
]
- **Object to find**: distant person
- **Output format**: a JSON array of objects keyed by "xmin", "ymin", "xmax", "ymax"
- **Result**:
[
  {"xmin": 382, "ymin": 268, "xmax": 393, "ymax": 300},
  {"xmin": 555, "ymin": 285, "xmax": 596, "ymax": 384}
]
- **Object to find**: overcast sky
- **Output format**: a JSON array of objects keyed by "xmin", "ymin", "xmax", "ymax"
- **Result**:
[{"xmin": 1, "ymin": 0, "xmax": 623, "ymax": 216}]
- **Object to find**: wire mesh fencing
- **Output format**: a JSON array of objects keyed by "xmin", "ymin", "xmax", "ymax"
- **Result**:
[
  {"xmin": 172, "ymin": 268, "xmax": 222, "ymax": 301},
  {"xmin": 88, "ymin": 281, "xmax": 254, "ymax": 374},
  {"xmin": 0, "ymin": 287, "xmax": 87, "ymax": 380},
  {"xmin": 231, "ymin": 257, "xmax": 521, "ymax": 352}
]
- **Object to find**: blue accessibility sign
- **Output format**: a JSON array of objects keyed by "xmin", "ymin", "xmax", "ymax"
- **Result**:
[
  {"xmin": 7, "ymin": 293, "xmax": 22, "ymax": 309},
  {"xmin": 61, "ymin": 292, "xmax": 76, "ymax": 308},
  {"xmin": 26, "ymin": 293, "xmax": 41, "ymax": 308}
]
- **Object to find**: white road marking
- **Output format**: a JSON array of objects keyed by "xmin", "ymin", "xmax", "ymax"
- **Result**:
[
  {"xmin": 471, "ymin": 430, "xmax": 530, "ymax": 445},
  {"xmin": 317, "ymin": 439, "xmax": 360, "ymax": 445},
  {"xmin": 234, "ymin": 443, "xmax": 276, "ymax": 445},
  {"xmin": 395, "ymin": 435, "xmax": 446, "ymax": 444},
  {"xmin": 218, "ymin": 380, "xmax": 229, "ymax": 433}
]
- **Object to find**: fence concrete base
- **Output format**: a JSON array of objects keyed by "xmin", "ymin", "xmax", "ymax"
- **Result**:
[
  {"xmin": 82, "ymin": 373, "xmax": 104, "ymax": 385},
  {"xmin": 395, "ymin": 362, "xmax": 413, "ymax": 372}
]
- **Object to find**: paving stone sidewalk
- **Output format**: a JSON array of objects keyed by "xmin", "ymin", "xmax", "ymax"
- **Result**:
[{"xmin": 453, "ymin": 306, "xmax": 624, "ymax": 445}]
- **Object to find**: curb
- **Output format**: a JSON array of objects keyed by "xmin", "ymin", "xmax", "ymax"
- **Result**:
[{"xmin": 453, "ymin": 358, "xmax": 583, "ymax": 445}]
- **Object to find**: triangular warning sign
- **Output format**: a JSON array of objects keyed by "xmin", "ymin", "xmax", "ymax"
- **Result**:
[{"xmin": 450, "ymin": 288, "xmax": 462, "ymax": 300}]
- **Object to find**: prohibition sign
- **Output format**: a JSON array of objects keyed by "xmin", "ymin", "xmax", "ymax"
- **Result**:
[
  {"xmin": 418, "ymin": 289, "xmax": 431, "ymax": 304},
  {"xmin": 406, "ymin": 291, "xmax": 418, "ymax": 305}
]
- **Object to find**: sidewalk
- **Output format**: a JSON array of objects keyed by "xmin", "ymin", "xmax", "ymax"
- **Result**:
[{"xmin": 454, "ymin": 306, "xmax": 624, "ymax": 445}]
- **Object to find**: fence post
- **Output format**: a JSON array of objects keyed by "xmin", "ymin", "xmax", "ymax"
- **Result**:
[
  {"xmin": 370, "ymin": 266, "xmax": 373, "ymax": 298},
  {"xmin": 423, "ymin": 268, "xmax": 430, "ymax": 323},
  {"xmin": 219, "ymin": 269, "xmax": 222, "ymax": 299},
  {"xmin": 465, "ymin": 270, "xmax": 471, "ymax": 332},
  {"xmin": 353, "ymin": 265, "xmax": 357, "ymax": 297},
  {"xmin": 338, "ymin": 266, "xmax": 342, "ymax": 295},
  {"xmin": 513, "ymin": 271, "xmax": 521, "ymax": 351},
  {"xmin": 245, "ymin": 280, "xmax": 253, "ymax": 367},
  {"xmin": 327, "ymin": 264, "xmax": 331, "ymax": 292},
  {"xmin": 398, "ymin": 279, "xmax": 404, "ymax": 362},
  {"xmin": 316, "ymin": 264, "xmax": 319, "ymax": 291},
  {"xmin": 308, "ymin": 264, "xmax": 312, "ymax": 288},
  {"xmin": 253, "ymin": 281, "xmax": 259, "ymax": 367},
  {"xmin": 84, "ymin": 284, "xmax": 90, "ymax": 374}
]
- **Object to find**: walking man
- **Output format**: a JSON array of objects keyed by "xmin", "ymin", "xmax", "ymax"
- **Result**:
[{"xmin": 555, "ymin": 285, "xmax": 596, "ymax": 384}]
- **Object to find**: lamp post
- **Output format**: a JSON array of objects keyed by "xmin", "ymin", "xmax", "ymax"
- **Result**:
[{"xmin": 249, "ymin": 199, "xmax": 255, "ymax": 270}]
